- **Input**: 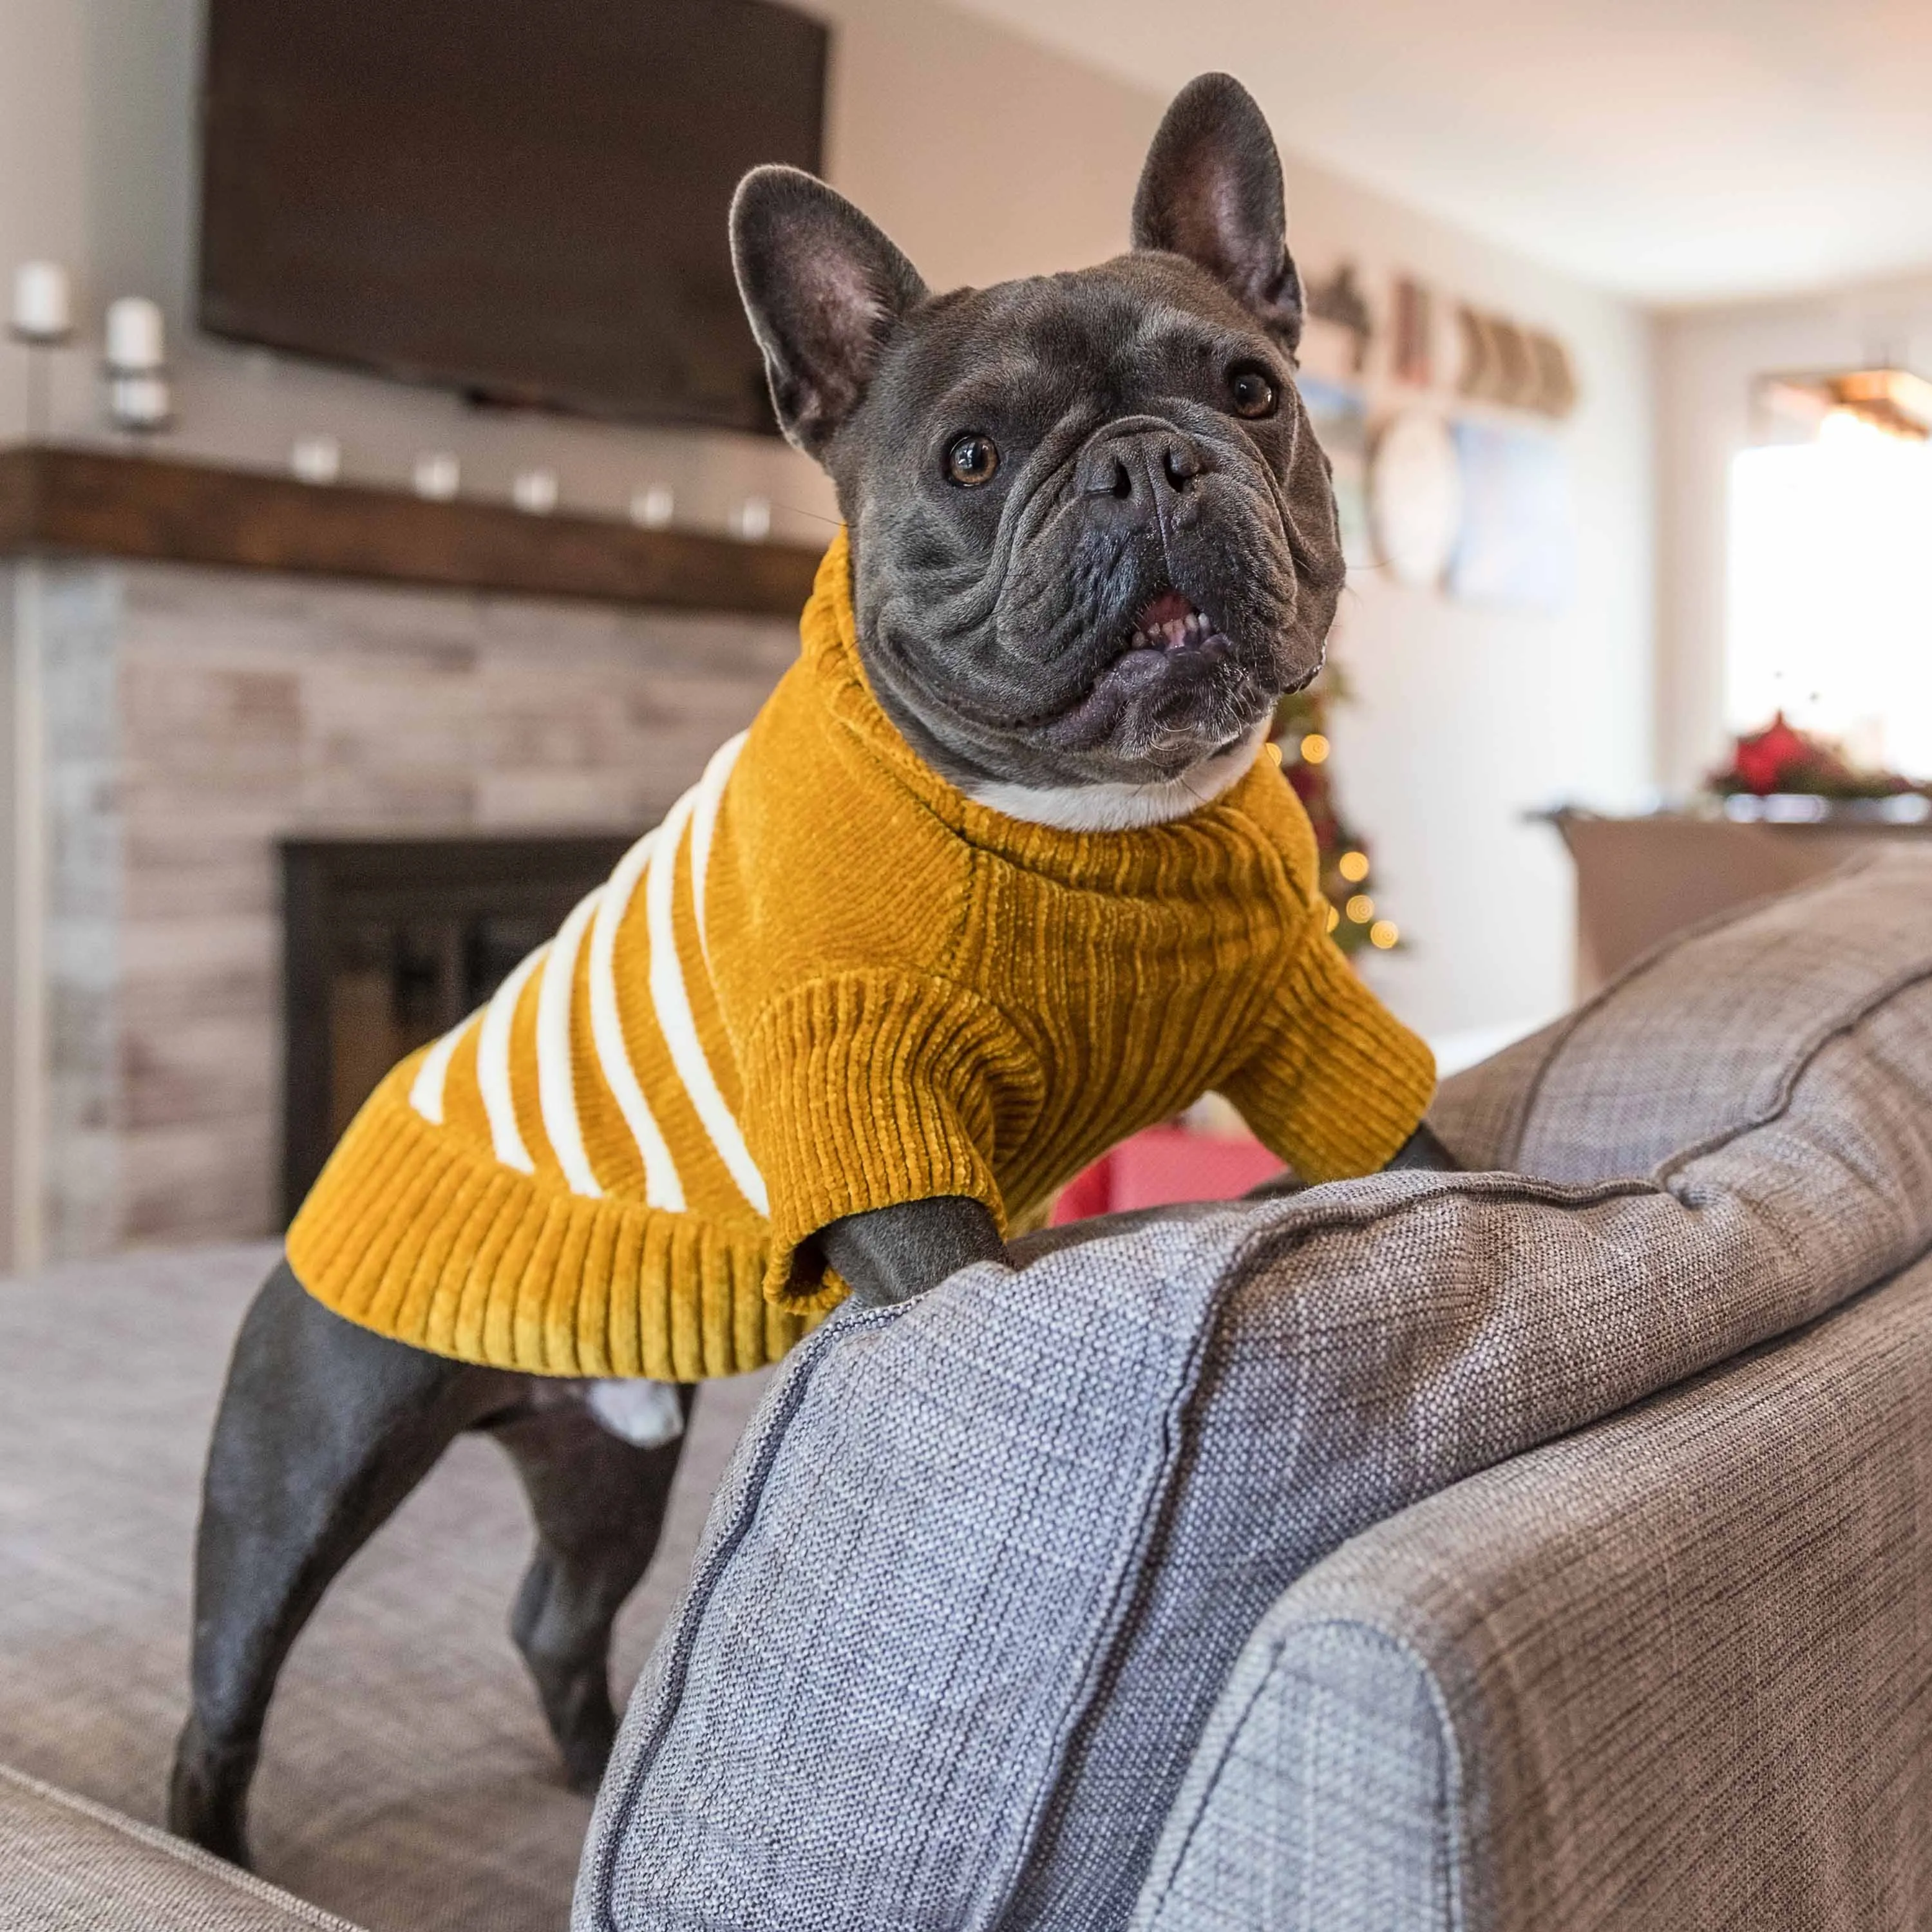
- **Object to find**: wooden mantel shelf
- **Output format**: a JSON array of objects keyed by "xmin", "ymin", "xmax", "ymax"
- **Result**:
[{"xmin": 0, "ymin": 442, "xmax": 822, "ymax": 617}]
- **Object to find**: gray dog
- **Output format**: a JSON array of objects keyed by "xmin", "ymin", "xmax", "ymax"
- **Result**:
[{"xmin": 170, "ymin": 71, "xmax": 1451, "ymax": 1867}]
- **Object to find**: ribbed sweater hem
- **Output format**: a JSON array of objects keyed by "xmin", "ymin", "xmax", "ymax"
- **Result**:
[{"xmin": 286, "ymin": 1072, "xmax": 810, "ymax": 1379}]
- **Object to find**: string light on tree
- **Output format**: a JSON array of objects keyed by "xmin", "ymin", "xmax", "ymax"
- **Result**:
[{"xmin": 1271, "ymin": 667, "xmax": 1405, "ymax": 959}]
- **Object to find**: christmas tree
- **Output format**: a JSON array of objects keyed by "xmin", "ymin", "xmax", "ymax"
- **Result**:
[{"xmin": 1271, "ymin": 667, "xmax": 1401, "ymax": 957}]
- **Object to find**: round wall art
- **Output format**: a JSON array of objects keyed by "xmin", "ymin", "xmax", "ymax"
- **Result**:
[{"xmin": 1368, "ymin": 408, "xmax": 1463, "ymax": 590}]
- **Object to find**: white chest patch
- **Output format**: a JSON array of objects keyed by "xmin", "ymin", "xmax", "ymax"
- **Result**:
[
  {"xmin": 586, "ymin": 1378, "xmax": 686, "ymax": 1449},
  {"xmin": 965, "ymin": 718, "xmax": 1272, "ymax": 832}
]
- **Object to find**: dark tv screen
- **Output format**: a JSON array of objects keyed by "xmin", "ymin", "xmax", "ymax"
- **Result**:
[{"xmin": 197, "ymin": 0, "xmax": 828, "ymax": 433}]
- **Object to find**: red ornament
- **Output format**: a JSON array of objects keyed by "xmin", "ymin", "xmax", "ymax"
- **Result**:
[{"xmin": 1728, "ymin": 711, "xmax": 1813, "ymax": 795}]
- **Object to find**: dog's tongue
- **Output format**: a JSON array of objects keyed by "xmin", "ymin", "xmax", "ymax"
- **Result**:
[{"xmin": 1135, "ymin": 589, "xmax": 1194, "ymax": 631}]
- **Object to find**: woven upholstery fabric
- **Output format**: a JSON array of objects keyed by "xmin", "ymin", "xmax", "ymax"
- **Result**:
[
  {"xmin": 578, "ymin": 853, "xmax": 1932, "ymax": 1932},
  {"xmin": 1132, "ymin": 1624, "xmax": 1457, "ymax": 1932},
  {"xmin": 0, "ymin": 1242, "xmax": 770, "ymax": 1932},
  {"xmin": 1137, "ymin": 1243, "xmax": 1932, "ymax": 1932},
  {"xmin": 0, "ymin": 1763, "xmax": 361, "ymax": 1932}
]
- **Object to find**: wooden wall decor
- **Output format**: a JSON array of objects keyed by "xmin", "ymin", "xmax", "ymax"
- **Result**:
[
  {"xmin": 1392, "ymin": 278, "xmax": 1434, "ymax": 388},
  {"xmin": 1455, "ymin": 307, "xmax": 1578, "ymax": 417},
  {"xmin": 1305, "ymin": 262, "xmax": 1374, "ymax": 375}
]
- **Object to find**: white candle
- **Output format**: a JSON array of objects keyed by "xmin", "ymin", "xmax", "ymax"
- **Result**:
[
  {"xmin": 106, "ymin": 295, "xmax": 165, "ymax": 372},
  {"xmin": 511, "ymin": 467, "xmax": 558, "ymax": 515},
  {"xmin": 290, "ymin": 434, "xmax": 341, "ymax": 485},
  {"xmin": 630, "ymin": 485, "xmax": 674, "ymax": 529},
  {"xmin": 412, "ymin": 451, "xmax": 460, "ymax": 500},
  {"xmin": 11, "ymin": 261, "xmax": 71, "ymax": 340}
]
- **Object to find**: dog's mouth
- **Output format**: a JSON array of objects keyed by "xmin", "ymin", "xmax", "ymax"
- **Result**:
[
  {"xmin": 1030, "ymin": 582, "xmax": 1255, "ymax": 757},
  {"xmin": 1122, "ymin": 588, "xmax": 1230, "ymax": 661}
]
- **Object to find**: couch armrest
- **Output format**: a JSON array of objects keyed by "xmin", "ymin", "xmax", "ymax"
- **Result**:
[
  {"xmin": 1137, "ymin": 1243, "xmax": 1932, "ymax": 1932},
  {"xmin": 0, "ymin": 1764, "xmax": 365, "ymax": 1932}
]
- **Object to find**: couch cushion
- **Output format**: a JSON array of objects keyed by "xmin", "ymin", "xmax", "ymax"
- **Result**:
[
  {"xmin": 0, "ymin": 1763, "xmax": 361, "ymax": 1932},
  {"xmin": 576, "ymin": 851, "xmax": 1932, "ymax": 1932},
  {"xmin": 1134, "ymin": 1240, "xmax": 1932, "ymax": 1932}
]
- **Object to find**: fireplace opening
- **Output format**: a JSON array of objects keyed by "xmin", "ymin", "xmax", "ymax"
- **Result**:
[{"xmin": 280, "ymin": 833, "xmax": 636, "ymax": 1223}]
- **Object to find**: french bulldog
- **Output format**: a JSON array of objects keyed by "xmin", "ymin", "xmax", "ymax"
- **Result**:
[{"xmin": 170, "ymin": 71, "xmax": 1452, "ymax": 1868}]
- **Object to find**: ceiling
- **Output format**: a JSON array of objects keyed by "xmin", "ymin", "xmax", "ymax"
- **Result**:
[{"xmin": 947, "ymin": 0, "xmax": 1932, "ymax": 307}]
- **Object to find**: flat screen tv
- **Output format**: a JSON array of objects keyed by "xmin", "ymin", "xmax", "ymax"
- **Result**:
[{"xmin": 197, "ymin": 0, "xmax": 828, "ymax": 433}]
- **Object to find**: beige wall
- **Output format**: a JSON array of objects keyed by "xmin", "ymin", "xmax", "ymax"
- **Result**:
[
  {"xmin": 1264, "ymin": 167, "xmax": 1654, "ymax": 1042},
  {"xmin": 1654, "ymin": 272, "xmax": 1932, "ymax": 795},
  {"xmin": 1, "ymin": 0, "xmax": 1656, "ymax": 1054}
]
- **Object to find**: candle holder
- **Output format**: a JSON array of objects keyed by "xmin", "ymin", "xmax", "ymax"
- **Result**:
[
  {"xmin": 9, "ymin": 261, "xmax": 75, "ymax": 441},
  {"xmin": 9, "ymin": 330, "xmax": 71, "ymax": 441},
  {"xmin": 104, "ymin": 363, "xmax": 173, "ymax": 438},
  {"xmin": 102, "ymin": 296, "xmax": 172, "ymax": 441}
]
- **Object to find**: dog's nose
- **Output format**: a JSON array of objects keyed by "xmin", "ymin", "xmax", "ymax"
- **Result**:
[{"xmin": 1076, "ymin": 420, "xmax": 1205, "ymax": 531}]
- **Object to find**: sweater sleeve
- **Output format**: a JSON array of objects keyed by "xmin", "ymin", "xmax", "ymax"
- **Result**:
[
  {"xmin": 1220, "ymin": 920, "xmax": 1437, "ymax": 1184},
  {"xmin": 736, "ymin": 971, "xmax": 1023, "ymax": 1310}
]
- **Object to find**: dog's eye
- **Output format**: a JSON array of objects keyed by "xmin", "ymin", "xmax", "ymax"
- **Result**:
[
  {"xmin": 1228, "ymin": 368, "xmax": 1279, "ymax": 419},
  {"xmin": 944, "ymin": 433, "xmax": 1000, "ymax": 487}
]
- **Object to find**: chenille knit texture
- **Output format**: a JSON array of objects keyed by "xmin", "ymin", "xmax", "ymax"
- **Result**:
[{"xmin": 287, "ymin": 532, "xmax": 1435, "ymax": 1380}]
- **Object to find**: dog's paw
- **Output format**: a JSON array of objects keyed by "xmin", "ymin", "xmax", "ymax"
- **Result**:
[{"xmin": 167, "ymin": 1716, "xmax": 257, "ymax": 1868}]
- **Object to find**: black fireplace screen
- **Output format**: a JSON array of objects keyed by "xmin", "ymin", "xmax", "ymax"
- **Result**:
[{"xmin": 279, "ymin": 833, "xmax": 636, "ymax": 1224}]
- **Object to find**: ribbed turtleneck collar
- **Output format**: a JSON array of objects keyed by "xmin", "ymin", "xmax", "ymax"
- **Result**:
[{"xmin": 799, "ymin": 530, "xmax": 1278, "ymax": 896}]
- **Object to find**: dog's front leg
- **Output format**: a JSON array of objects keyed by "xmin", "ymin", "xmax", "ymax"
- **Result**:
[{"xmin": 818, "ymin": 1196, "xmax": 1008, "ymax": 1309}]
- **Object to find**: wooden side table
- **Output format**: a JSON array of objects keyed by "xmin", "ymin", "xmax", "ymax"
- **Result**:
[{"xmin": 1549, "ymin": 806, "xmax": 1932, "ymax": 996}]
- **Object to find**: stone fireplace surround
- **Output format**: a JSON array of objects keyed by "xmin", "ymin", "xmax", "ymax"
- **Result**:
[{"xmin": 4, "ymin": 553, "xmax": 799, "ymax": 1265}]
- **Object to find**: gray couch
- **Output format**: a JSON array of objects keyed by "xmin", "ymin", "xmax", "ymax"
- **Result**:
[{"xmin": 7, "ymin": 852, "xmax": 1932, "ymax": 1930}]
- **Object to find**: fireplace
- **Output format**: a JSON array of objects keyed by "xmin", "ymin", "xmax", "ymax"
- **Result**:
[
  {"xmin": 279, "ymin": 833, "xmax": 636, "ymax": 1220},
  {"xmin": 7, "ymin": 472, "xmax": 804, "ymax": 1265}
]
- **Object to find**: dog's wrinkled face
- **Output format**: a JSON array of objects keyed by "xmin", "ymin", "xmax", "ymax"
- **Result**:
[{"xmin": 732, "ymin": 74, "xmax": 1345, "ymax": 812}]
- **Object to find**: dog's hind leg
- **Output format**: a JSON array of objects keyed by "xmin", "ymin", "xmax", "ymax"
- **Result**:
[
  {"xmin": 169, "ymin": 1260, "xmax": 522, "ymax": 1866},
  {"xmin": 489, "ymin": 1386, "xmax": 694, "ymax": 1792}
]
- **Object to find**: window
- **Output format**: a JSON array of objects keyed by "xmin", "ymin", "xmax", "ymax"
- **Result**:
[{"xmin": 1727, "ymin": 417, "xmax": 1932, "ymax": 779}]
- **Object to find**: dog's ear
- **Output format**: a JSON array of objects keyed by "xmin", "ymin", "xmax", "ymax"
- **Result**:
[
  {"xmin": 1131, "ymin": 74, "xmax": 1303, "ymax": 353},
  {"xmin": 730, "ymin": 166, "xmax": 929, "ymax": 459}
]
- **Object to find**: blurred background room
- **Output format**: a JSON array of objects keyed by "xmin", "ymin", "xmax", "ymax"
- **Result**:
[{"xmin": 1, "ymin": 0, "xmax": 1929, "ymax": 1269}]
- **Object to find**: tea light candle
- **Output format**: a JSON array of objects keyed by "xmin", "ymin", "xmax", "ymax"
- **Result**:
[
  {"xmin": 412, "ymin": 451, "xmax": 460, "ymax": 500},
  {"xmin": 290, "ymin": 433, "xmax": 342, "ymax": 485},
  {"xmin": 629, "ymin": 484, "xmax": 674, "ymax": 529},
  {"xmin": 105, "ymin": 296, "xmax": 165, "ymax": 372},
  {"xmin": 511, "ymin": 466, "xmax": 559, "ymax": 515},
  {"xmin": 11, "ymin": 261, "xmax": 72, "ymax": 342}
]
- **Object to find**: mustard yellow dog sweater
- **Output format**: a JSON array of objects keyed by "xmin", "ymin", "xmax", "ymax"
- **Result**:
[{"xmin": 288, "ymin": 533, "xmax": 1435, "ymax": 1381}]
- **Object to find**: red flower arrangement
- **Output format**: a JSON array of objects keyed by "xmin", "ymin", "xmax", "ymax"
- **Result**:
[{"xmin": 1710, "ymin": 712, "xmax": 1929, "ymax": 801}]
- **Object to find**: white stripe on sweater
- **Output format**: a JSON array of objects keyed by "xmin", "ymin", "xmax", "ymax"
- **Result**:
[
  {"xmin": 686, "ymin": 729, "xmax": 747, "ymax": 968},
  {"xmin": 408, "ymin": 1016, "xmax": 471, "ymax": 1125},
  {"xmin": 646, "ymin": 787, "xmax": 770, "ymax": 1214},
  {"xmin": 477, "ymin": 945, "xmax": 545, "ymax": 1173},
  {"xmin": 588, "ymin": 829, "xmax": 685, "ymax": 1210},
  {"xmin": 536, "ymin": 887, "xmax": 603, "ymax": 1198}
]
